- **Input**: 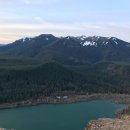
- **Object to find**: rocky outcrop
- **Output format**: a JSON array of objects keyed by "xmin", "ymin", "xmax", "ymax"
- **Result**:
[{"xmin": 85, "ymin": 115, "xmax": 130, "ymax": 130}]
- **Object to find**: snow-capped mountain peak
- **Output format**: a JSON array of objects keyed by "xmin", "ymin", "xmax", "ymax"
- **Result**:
[
  {"xmin": 78, "ymin": 36, "xmax": 87, "ymax": 41},
  {"xmin": 79, "ymin": 36, "xmax": 124, "ymax": 47},
  {"xmin": 19, "ymin": 37, "xmax": 32, "ymax": 43}
]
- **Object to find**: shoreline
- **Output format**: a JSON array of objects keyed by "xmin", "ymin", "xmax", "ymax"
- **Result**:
[{"xmin": 0, "ymin": 93, "xmax": 130, "ymax": 109}]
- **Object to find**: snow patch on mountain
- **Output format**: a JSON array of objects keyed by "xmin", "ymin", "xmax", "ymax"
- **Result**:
[
  {"xmin": 20, "ymin": 37, "xmax": 32, "ymax": 43},
  {"xmin": 114, "ymin": 41, "xmax": 118, "ymax": 45},
  {"xmin": 111, "ymin": 37, "xmax": 118, "ymax": 45},
  {"xmin": 66, "ymin": 37, "xmax": 70, "ymax": 40},
  {"xmin": 46, "ymin": 38, "xmax": 49, "ymax": 40},
  {"xmin": 81, "ymin": 41, "xmax": 97, "ymax": 46},
  {"xmin": 77, "ymin": 36, "xmax": 87, "ymax": 41},
  {"xmin": 112, "ymin": 37, "xmax": 117, "ymax": 41}
]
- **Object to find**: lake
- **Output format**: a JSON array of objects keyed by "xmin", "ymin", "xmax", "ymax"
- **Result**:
[{"xmin": 0, "ymin": 100, "xmax": 126, "ymax": 130}]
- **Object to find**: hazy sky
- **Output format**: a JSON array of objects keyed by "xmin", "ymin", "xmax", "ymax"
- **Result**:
[{"xmin": 0, "ymin": 0, "xmax": 130, "ymax": 43}]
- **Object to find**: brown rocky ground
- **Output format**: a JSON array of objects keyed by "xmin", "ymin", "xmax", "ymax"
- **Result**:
[{"xmin": 85, "ymin": 115, "xmax": 130, "ymax": 130}]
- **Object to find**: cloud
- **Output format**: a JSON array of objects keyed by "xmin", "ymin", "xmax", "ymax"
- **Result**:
[{"xmin": 1, "ymin": 19, "xmax": 130, "ymax": 43}]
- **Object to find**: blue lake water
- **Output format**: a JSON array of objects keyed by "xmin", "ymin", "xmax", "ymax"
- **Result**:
[{"xmin": 0, "ymin": 100, "xmax": 126, "ymax": 130}]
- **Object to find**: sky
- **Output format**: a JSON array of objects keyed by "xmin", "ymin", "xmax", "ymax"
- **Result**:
[{"xmin": 0, "ymin": 0, "xmax": 130, "ymax": 44}]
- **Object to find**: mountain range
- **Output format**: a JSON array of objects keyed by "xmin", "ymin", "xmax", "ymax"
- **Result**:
[
  {"xmin": 1, "ymin": 34, "xmax": 130, "ymax": 64},
  {"xmin": 0, "ymin": 34, "xmax": 130, "ymax": 103}
]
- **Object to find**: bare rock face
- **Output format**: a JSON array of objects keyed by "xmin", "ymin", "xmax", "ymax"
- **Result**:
[{"xmin": 85, "ymin": 115, "xmax": 130, "ymax": 130}]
